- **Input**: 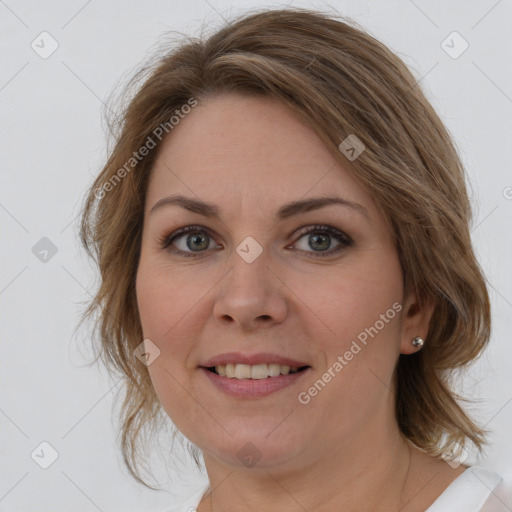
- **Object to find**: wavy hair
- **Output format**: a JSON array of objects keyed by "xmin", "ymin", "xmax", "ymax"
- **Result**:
[{"xmin": 79, "ymin": 8, "xmax": 491, "ymax": 488}]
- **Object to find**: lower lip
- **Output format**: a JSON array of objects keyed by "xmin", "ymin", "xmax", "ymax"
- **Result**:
[{"xmin": 200, "ymin": 367, "xmax": 310, "ymax": 398}]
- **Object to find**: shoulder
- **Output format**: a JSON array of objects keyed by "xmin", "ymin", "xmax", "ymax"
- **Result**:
[
  {"xmin": 162, "ymin": 469, "xmax": 512, "ymax": 512},
  {"xmin": 163, "ymin": 482, "xmax": 210, "ymax": 512},
  {"xmin": 480, "ymin": 467, "xmax": 512, "ymax": 512},
  {"xmin": 427, "ymin": 466, "xmax": 512, "ymax": 512}
]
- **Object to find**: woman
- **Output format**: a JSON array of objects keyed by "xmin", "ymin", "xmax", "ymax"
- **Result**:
[{"xmin": 79, "ymin": 8, "xmax": 511, "ymax": 511}]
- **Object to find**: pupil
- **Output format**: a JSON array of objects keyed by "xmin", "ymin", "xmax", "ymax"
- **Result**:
[
  {"xmin": 309, "ymin": 233, "xmax": 330, "ymax": 251},
  {"xmin": 187, "ymin": 233, "xmax": 209, "ymax": 251}
]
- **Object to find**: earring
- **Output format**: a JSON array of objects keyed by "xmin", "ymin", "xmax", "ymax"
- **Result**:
[{"xmin": 412, "ymin": 336, "xmax": 424, "ymax": 348}]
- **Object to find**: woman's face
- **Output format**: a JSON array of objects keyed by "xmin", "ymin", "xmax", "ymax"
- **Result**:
[{"xmin": 136, "ymin": 93, "xmax": 431, "ymax": 471}]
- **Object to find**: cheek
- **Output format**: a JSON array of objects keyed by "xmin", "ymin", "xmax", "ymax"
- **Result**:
[
  {"xmin": 135, "ymin": 262, "xmax": 194, "ymax": 401},
  {"xmin": 293, "ymin": 252, "xmax": 404, "ymax": 408},
  {"xmin": 292, "ymin": 268, "xmax": 403, "ymax": 435},
  {"xmin": 295, "ymin": 256, "xmax": 403, "ymax": 346},
  {"xmin": 136, "ymin": 259, "xmax": 200, "ymax": 341},
  {"xmin": 136, "ymin": 263, "xmax": 203, "ymax": 429},
  {"xmin": 135, "ymin": 257, "xmax": 211, "ymax": 374}
]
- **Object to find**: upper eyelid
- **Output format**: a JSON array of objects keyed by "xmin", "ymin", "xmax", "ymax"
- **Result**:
[{"xmin": 165, "ymin": 224, "xmax": 351, "ymax": 249}]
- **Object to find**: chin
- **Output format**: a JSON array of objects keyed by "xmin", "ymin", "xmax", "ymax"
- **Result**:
[{"xmin": 199, "ymin": 428, "xmax": 308, "ymax": 470}]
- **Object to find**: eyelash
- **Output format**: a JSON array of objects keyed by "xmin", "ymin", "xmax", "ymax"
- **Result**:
[{"xmin": 158, "ymin": 224, "xmax": 353, "ymax": 259}]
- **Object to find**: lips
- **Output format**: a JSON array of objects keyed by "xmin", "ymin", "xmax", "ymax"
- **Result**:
[
  {"xmin": 200, "ymin": 352, "xmax": 310, "ymax": 368},
  {"xmin": 200, "ymin": 365, "xmax": 311, "ymax": 398}
]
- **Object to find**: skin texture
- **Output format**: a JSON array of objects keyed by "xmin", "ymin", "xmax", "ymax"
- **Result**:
[{"xmin": 136, "ymin": 93, "xmax": 466, "ymax": 511}]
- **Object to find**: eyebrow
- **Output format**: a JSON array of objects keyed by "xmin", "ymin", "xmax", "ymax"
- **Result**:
[{"xmin": 149, "ymin": 194, "xmax": 371, "ymax": 222}]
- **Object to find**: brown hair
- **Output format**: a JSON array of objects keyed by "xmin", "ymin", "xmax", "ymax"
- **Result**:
[{"xmin": 79, "ymin": 7, "xmax": 491, "ymax": 488}]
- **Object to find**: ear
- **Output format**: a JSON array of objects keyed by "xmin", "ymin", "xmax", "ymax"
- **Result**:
[{"xmin": 399, "ymin": 291, "xmax": 436, "ymax": 355}]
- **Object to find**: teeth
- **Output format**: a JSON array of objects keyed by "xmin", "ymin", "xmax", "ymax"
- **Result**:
[{"xmin": 215, "ymin": 363, "xmax": 302, "ymax": 379}]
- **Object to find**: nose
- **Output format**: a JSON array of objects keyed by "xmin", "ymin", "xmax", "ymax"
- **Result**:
[{"xmin": 212, "ymin": 248, "xmax": 288, "ymax": 332}]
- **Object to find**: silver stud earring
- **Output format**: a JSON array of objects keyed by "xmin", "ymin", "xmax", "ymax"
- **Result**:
[{"xmin": 412, "ymin": 336, "xmax": 424, "ymax": 348}]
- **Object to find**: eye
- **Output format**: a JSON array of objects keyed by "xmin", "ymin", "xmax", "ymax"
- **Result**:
[
  {"xmin": 291, "ymin": 225, "xmax": 353, "ymax": 257},
  {"xmin": 159, "ymin": 225, "xmax": 219, "ymax": 258},
  {"xmin": 159, "ymin": 224, "xmax": 353, "ymax": 259}
]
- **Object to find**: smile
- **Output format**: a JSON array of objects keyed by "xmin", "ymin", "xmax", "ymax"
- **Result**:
[
  {"xmin": 201, "ymin": 365, "xmax": 311, "ymax": 398},
  {"xmin": 208, "ymin": 363, "xmax": 309, "ymax": 379}
]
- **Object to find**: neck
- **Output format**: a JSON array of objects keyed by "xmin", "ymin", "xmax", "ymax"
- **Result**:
[{"xmin": 199, "ymin": 421, "xmax": 418, "ymax": 512}]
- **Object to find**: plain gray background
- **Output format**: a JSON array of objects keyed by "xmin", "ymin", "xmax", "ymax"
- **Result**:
[{"xmin": 1, "ymin": 0, "xmax": 511, "ymax": 510}]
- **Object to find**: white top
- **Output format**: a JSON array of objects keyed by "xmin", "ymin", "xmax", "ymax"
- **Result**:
[{"xmin": 165, "ymin": 466, "xmax": 512, "ymax": 511}]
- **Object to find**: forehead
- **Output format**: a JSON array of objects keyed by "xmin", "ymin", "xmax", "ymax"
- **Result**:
[{"xmin": 146, "ymin": 93, "xmax": 373, "ymax": 215}]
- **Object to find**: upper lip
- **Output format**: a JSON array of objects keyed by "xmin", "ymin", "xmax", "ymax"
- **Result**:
[{"xmin": 200, "ymin": 352, "xmax": 310, "ymax": 368}]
